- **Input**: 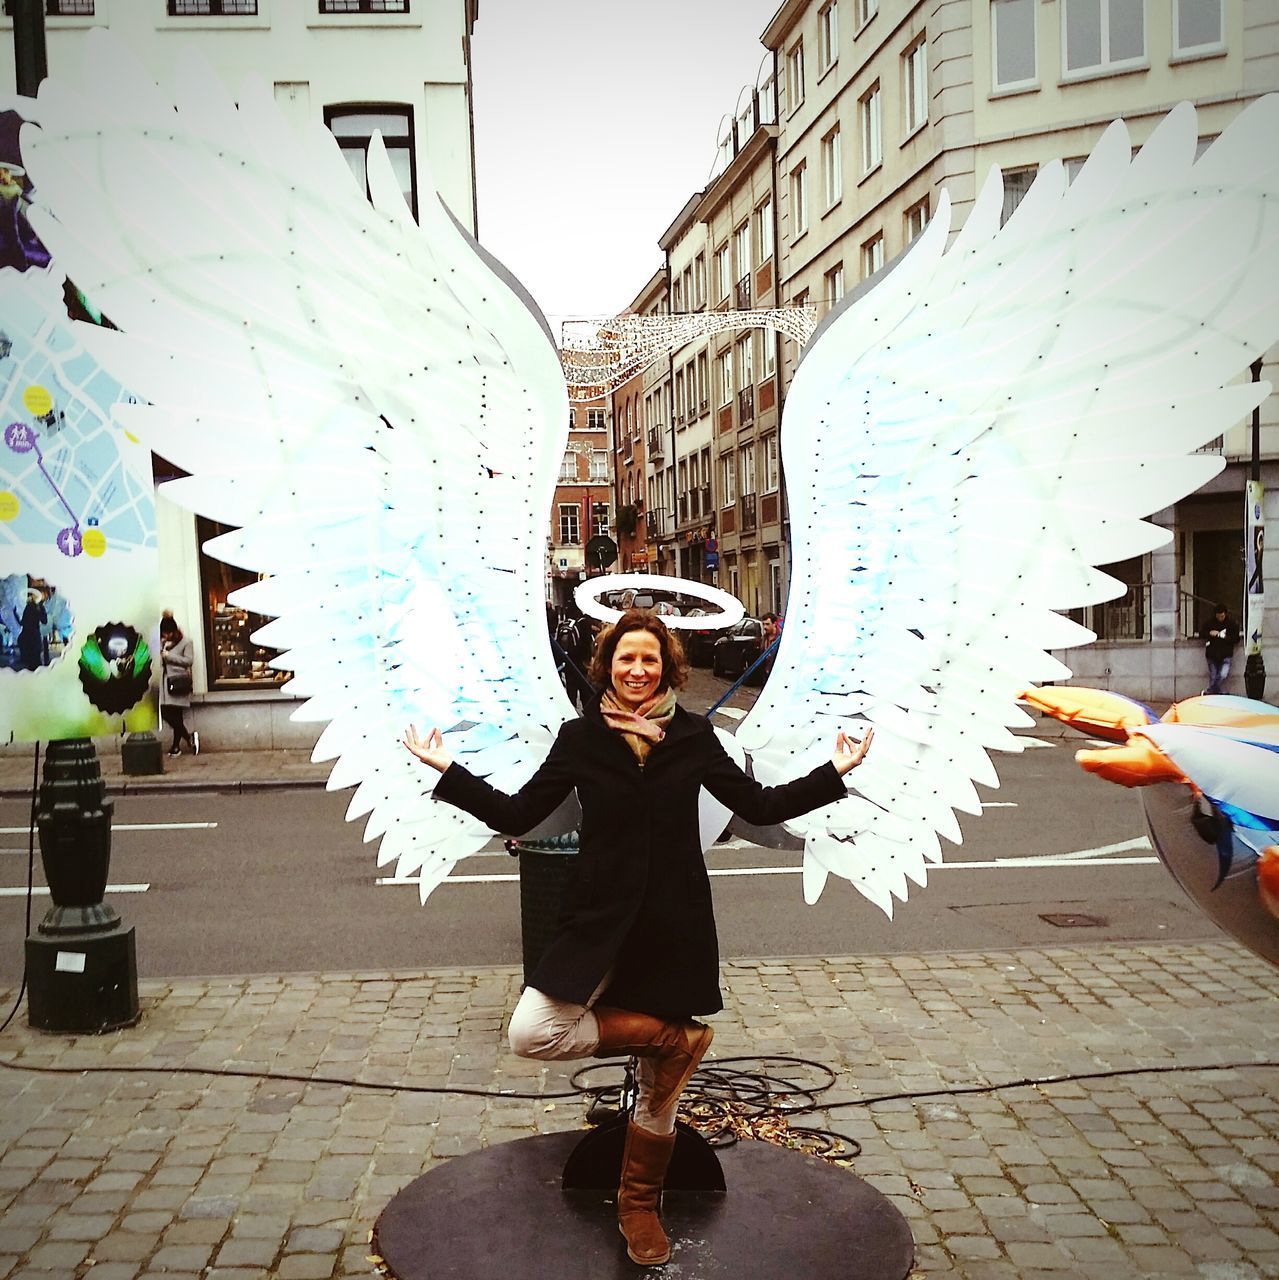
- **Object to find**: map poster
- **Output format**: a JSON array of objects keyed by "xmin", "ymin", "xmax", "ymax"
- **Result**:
[{"xmin": 1, "ymin": 98, "xmax": 159, "ymax": 743}]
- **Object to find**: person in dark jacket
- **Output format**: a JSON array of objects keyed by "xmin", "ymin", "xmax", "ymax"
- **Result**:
[
  {"xmin": 403, "ymin": 609, "xmax": 871, "ymax": 1266},
  {"xmin": 1199, "ymin": 603, "xmax": 1240, "ymax": 695}
]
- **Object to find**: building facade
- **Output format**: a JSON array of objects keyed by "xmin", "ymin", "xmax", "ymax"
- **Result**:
[
  {"xmin": 755, "ymin": 0, "xmax": 1277, "ymax": 701},
  {"xmin": 2, "ymin": 0, "xmax": 480, "ymax": 746},
  {"xmin": 548, "ymin": 394, "xmax": 614, "ymax": 611}
]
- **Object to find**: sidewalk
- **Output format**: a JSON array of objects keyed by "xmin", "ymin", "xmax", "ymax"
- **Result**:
[
  {"xmin": 0, "ymin": 669, "xmax": 1075, "ymax": 799},
  {"xmin": 0, "ymin": 940, "xmax": 1275, "ymax": 1279}
]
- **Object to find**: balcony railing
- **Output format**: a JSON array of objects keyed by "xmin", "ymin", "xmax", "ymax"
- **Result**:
[
  {"xmin": 740, "ymin": 492, "xmax": 758, "ymax": 534},
  {"xmin": 647, "ymin": 428, "xmax": 665, "ymax": 459},
  {"xmin": 735, "ymin": 273, "xmax": 753, "ymax": 309},
  {"xmin": 738, "ymin": 385, "xmax": 754, "ymax": 424}
]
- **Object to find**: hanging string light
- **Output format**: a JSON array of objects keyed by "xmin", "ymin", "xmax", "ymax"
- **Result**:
[{"xmin": 560, "ymin": 306, "xmax": 818, "ymax": 402}]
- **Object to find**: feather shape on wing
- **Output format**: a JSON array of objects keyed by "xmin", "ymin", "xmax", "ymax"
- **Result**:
[
  {"xmin": 738, "ymin": 97, "xmax": 1279, "ymax": 916},
  {"xmin": 22, "ymin": 30, "xmax": 578, "ymax": 892}
]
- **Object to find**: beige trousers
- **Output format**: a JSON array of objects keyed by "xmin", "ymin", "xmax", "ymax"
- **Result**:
[{"xmin": 507, "ymin": 979, "xmax": 680, "ymax": 1135}]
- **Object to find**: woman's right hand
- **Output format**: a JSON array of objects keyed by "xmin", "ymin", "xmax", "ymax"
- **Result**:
[{"xmin": 403, "ymin": 724, "xmax": 453, "ymax": 774}]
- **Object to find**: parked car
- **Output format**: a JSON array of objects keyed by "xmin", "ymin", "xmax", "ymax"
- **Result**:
[
  {"xmin": 711, "ymin": 616, "xmax": 768, "ymax": 683},
  {"xmin": 681, "ymin": 608, "xmax": 719, "ymax": 667}
]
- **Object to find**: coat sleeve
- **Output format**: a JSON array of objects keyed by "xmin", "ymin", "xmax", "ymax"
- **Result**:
[
  {"xmin": 165, "ymin": 638, "xmax": 195, "ymax": 671},
  {"xmin": 431, "ymin": 724, "xmax": 577, "ymax": 836},
  {"xmin": 701, "ymin": 727, "xmax": 847, "ymax": 826}
]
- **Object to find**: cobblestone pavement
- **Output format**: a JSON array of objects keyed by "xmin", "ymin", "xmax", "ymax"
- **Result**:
[{"xmin": 0, "ymin": 939, "xmax": 1275, "ymax": 1279}]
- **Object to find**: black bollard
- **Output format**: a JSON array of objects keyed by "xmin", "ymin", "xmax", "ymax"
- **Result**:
[{"xmin": 25, "ymin": 739, "xmax": 139, "ymax": 1033}]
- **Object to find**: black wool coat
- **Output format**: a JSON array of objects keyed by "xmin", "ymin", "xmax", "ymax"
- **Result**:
[{"xmin": 432, "ymin": 695, "xmax": 847, "ymax": 1019}]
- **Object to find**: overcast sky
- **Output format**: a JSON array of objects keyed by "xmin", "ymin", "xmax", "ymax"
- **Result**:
[{"xmin": 471, "ymin": 0, "xmax": 782, "ymax": 336}]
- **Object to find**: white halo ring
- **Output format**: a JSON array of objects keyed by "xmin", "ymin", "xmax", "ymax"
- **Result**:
[{"xmin": 574, "ymin": 574, "xmax": 744, "ymax": 632}]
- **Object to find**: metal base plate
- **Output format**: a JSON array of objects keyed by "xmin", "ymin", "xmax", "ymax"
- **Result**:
[{"xmin": 375, "ymin": 1130, "xmax": 914, "ymax": 1279}]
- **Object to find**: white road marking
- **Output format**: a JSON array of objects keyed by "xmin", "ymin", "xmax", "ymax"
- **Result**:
[
  {"xmin": 378, "ymin": 847, "xmax": 1160, "ymax": 888},
  {"xmin": 0, "ymin": 884, "xmax": 150, "ymax": 897},
  {"xmin": 713, "ymin": 706, "xmax": 747, "ymax": 720},
  {"xmin": 0, "ymin": 822, "xmax": 217, "ymax": 834},
  {"xmin": 980, "ymin": 802, "xmax": 1018, "ymax": 808}
]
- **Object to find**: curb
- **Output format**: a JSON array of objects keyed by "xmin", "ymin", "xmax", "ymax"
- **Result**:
[{"xmin": 0, "ymin": 777, "xmax": 331, "ymax": 799}]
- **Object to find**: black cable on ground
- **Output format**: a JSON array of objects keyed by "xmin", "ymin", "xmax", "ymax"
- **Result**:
[{"xmin": 0, "ymin": 741, "xmax": 39, "ymax": 1038}]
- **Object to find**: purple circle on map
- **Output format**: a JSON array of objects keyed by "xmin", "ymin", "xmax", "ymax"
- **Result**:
[
  {"xmin": 57, "ymin": 526, "xmax": 82, "ymax": 558},
  {"xmin": 5, "ymin": 422, "xmax": 35, "ymax": 453}
]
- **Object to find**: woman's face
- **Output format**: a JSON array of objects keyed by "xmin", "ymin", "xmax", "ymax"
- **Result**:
[{"xmin": 610, "ymin": 629, "xmax": 664, "ymax": 708}]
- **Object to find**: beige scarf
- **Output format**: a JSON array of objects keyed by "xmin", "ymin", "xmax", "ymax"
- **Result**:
[{"xmin": 599, "ymin": 687, "xmax": 677, "ymax": 767}]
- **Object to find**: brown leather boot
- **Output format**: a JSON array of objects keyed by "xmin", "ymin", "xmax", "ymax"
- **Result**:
[
  {"xmin": 617, "ymin": 1119, "xmax": 677, "ymax": 1266},
  {"xmin": 592, "ymin": 1006, "xmax": 714, "ymax": 1117}
]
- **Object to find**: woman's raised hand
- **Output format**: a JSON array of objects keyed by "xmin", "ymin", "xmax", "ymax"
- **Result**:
[
  {"xmin": 831, "ymin": 727, "xmax": 873, "ymax": 776},
  {"xmin": 402, "ymin": 724, "xmax": 453, "ymax": 774}
]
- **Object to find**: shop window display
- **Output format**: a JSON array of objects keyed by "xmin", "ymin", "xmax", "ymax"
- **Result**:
[{"xmin": 196, "ymin": 516, "xmax": 290, "ymax": 688}]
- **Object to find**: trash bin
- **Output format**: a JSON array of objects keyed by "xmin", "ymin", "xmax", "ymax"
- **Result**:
[
  {"xmin": 121, "ymin": 731, "xmax": 163, "ymax": 776},
  {"xmin": 506, "ymin": 831, "xmax": 579, "ymax": 985}
]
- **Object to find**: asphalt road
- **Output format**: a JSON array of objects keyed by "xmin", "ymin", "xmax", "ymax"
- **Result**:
[{"xmin": 0, "ymin": 735, "xmax": 1221, "ymax": 984}]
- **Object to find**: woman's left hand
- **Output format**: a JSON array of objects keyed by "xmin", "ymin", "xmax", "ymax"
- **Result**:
[{"xmin": 831, "ymin": 727, "xmax": 873, "ymax": 776}]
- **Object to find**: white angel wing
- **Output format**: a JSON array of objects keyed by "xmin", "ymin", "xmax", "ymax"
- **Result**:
[
  {"xmin": 22, "ymin": 30, "xmax": 577, "ymax": 898},
  {"xmin": 738, "ymin": 97, "xmax": 1279, "ymax": 917}
]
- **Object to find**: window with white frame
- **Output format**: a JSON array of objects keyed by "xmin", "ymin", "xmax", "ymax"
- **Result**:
[
  {"xmin": 325, "ymin": 105, "xmax": 417, "ymax": 218},
  {"xmin": 754, "ymin": 198, "xmax": 774, "ymax": 263},
  {"xmin": 715, "ymin": 244, "xmax": 731, "ymax": 301},
  {"xmin": 859, "ymin": 84, "xmax": 882, "ymax": 173},
  {"xmin": 856, "ymin": 0, "xmax": 877, "ymax": 28},
  {"xmin": 697, "ymin": 352, "xmax": 709, "ymax": 408},
  {"xmin": 1000, "ymin": 165, "xmax": 1037, "ymax": 224},
  {"xmin": 733, "ymin": 221, "xmax": 751, "ymax": 278},
  {"xmin": 682, "ymin": 267, "xmax": 693, "ymax": 310},
  {"xmin": 992, "ymin": 0, "xmax": 1037, "ymax": 89},
  {"xmin": 903, "ymin": 36, "xmax": 928, "ymax": 133},
  {"xmin": 825, "ymin": 263, "xmax": 845, "ymax": 307},
  {"xmin": 694, "ymin": 253, "xmax": 706, "ymax": 304},
  {"xmin": 320, "ymin": 1, "xmax": 409, "ymax": 11},
  {"xmin": 740, "ymin": 443, "xmax": 757, "ymax": 496},
  {"xmin": 790, "ymin": 161, "xmax": 809, "ymax": 236},
  {"xmin": 1174, "ymin": 0, "xmax": 1223, "ymax": 55},
  {"xmin": 1062, "ymin": 0, "xmax": 1145, "ymax": 76},
  {"xmin": 736, "ymin": 334, "xmax": 753, "ymax": 390},
  {"xmin": 764, "ymin": 434, "xmax": 780, "ymax": 492},
  {"xmin": 168, "ymin": 0, "xmax": 256, "ymax": 12},
  {"xmin": 559, "ymin": 451, "xmax": 577, "ymax": 482},
  {"xmin": 589, "ymin": 450, "xmax": 608, "ymax": 481},
  {"xmin": 861, "ymin": 232, "xmax": 884, "ymax": 277},
  {"xmin": 821, "ymin": 125, "xmax": 842, "ymax": 207},
  {"xmin": 761, "ymin": 327, "xmax": 776, "ymax": 377},
  {"xmin": 1063, "ymin": 155, "xmax": 1087, "ymax": 183},
  {"xmin": 674, "ymin": 370, "xmax": 686, "ymax": 421},
  {"xmin": 818, "ymin": 0, "xmax": 839, "ymax": 71},
  {"xmin": 558, "ymin": 504, "xmax": 581, "ymax": 544},
  {"xmin": 672, "ymin": 277, "xmax": 683, "ymax": 312},
  {"xmin": 586, "ymin": 408, "xmax": 606, "ymax": 430},
  {"xmin": 717, "ymin": 351, "xmax": 733, "ymax": 406},
  {"xmin": 591, "ymin": 503, "xmax": 609, "ymax": 538},
  {"xmin": 786, "ymin": 40, "xmax": 805, "ymax": 112},
  {"xmin": 904, "ymin": 196, "xmax": 929, "ymax": 241},
  {"xmin": 721, "ymin": 453, "xmax": 737, "ymax": 505}
]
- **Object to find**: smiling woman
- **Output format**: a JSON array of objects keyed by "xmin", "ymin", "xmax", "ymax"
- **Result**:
[{"xmin": 402, "ymin": 607, "xmax": 870, "ymax": 1266}]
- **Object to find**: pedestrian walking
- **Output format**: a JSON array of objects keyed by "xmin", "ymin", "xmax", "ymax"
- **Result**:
[
  {"xmin": 159, "ymin": 612, "xmax": 199, "ymax": 756},
  {"xmin": 403, "ymin": 608, "xmax": 871, "ymax": 1266},
  {"xmin": 1200, "ymin": 603, "xmax": 1241, "ymax": 695}
]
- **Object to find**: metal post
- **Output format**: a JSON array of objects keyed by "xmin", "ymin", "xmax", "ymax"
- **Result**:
[
  {"xmin": 1244, "ymin": 359, "xmax": 1266, "ymax": 700},
  {"xmin": 11, "ymin": 0, "xmax": 48, "ymax": 97}
]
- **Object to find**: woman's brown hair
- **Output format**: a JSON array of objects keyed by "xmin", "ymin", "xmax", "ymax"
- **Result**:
[{"xmin": 588, "ymin": 609, "xmax": 689, "ymax": 692}]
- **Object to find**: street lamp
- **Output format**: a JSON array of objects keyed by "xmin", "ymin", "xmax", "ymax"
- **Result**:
[{"xmin": 12, "ymin": 0, "xmax": 140, "ymax": 1033}]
